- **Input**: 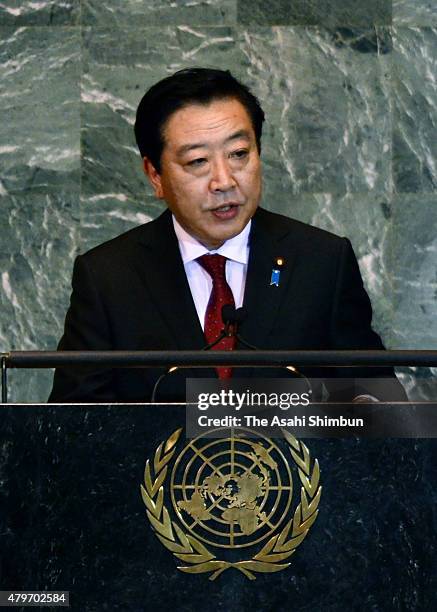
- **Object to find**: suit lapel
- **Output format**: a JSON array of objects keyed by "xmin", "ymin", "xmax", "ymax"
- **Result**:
[
  {"xmin": 240, "ymin": 208, "xmax": 298, "ymax": 350},
  {"xmin": 133, "ymin": 209, "xmax": 206, "ymax": 351}
]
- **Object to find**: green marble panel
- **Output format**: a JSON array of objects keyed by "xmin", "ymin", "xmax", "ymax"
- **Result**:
[
  {"xmin": 392, "ymin": 27, "xmax": 437, "ymax": 192},
  {"xmin": 0, "ymin": 26, "xmax": 81, "ymax": 195},
  {"xmin": 389, "ymin": 194, "xmax": 437, "ymax": 349},
  {"xmin": 0, "ymin": 193, "xmax": 80, "ymax": 403},
  {"xmin": 81, "ymin": 26, "xmax": 242, "ymax": 250},
  {"xmin": 0, "ymin": 0, "xmax": 80, "ymax": 25},
  {"xmin": 241, "ymin": 27, "xmax": 392, "ymax": 198},
  {"xmin": 82, "ymin": 0, "xmax": 236, "ymax": 26},
  {"xmin": 237, "ymin": 0, "xmax": 392, "ymax": 26},
  {"xmin": 388, "ymin": 193, "xmax": 437, "ymax": 400},
  {"xmin": 0, "ymin": 26, "xmax": 81, "ymax": 402},
  {"xmin": 393, "ymin": 0, "xmax": 437, "ymax": 25}
]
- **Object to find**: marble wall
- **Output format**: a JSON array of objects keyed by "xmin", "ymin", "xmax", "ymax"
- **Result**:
[{"xmin": 0, "ymin": 1, "xmax": 436, "ymax": 402}]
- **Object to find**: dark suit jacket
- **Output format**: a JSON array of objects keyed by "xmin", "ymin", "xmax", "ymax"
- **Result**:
[{"xmin": 49, "ymin": 207, "xmax": 403, "ymax": 403}]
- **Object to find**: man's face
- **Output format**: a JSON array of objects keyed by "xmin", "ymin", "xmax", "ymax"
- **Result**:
[{"xmin": 143, "ymin": 98, "xmax": 262, "ymax": 249}]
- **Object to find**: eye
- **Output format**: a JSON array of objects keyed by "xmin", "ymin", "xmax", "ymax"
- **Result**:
[
  {"xmin": 230, "ymin": 149, "xmax": 248, "ymax": 159},
  {"xmin": 187, "ymin": 158, "xmax": 207, "ymax": 167}
]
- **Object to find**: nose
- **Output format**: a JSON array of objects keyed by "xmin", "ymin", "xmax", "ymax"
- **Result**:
[{"xmin": 209, "ymin": 157, "xmax": 236, "ymax": 192}]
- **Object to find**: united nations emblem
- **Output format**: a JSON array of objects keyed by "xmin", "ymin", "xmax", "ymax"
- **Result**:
[{"xmin": 140, "ymin": 428, "xmax": 321, "ymax": 580}]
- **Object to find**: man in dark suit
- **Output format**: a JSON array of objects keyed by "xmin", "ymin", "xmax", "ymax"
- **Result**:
[{"xmin": 49, "ymin": 68, "xmax": 403, "ymax": 403}]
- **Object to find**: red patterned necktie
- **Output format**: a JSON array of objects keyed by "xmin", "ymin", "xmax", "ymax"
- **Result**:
[{"xmin": 198, "ymin": 254, "xmax": 236, "ymax": 379}]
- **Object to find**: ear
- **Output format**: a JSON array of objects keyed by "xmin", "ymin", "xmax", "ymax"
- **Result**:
[{"xmin": 143, "ymin": 157, "xmax": 164, "ymax": 199}]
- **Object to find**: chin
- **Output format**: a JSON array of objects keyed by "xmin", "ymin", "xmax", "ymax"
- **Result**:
[
  {"xmin": 219, "ymin": 227, "xmax": 239, "ymax": 240},
  {"xmin": 202, "ymin": 220, "xmax": 246, "ymax": 248}
]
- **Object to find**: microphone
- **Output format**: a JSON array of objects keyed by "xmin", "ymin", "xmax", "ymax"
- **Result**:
[
  {"xmin": 221, "ymin": 304, "xmax": 248, "ymax": 329},
  {"xmin": 221, "ymin": 303, "xmax": 236, "ymax": 333},
  {"xmin": 201, "ymin": 304, "xmax": 244, "ymax": 351},
  {"xmin": 221, "ymin": 305, "xmax": 257, "ymax": 350}
]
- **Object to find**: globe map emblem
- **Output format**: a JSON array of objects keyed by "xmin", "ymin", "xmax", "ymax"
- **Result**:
[{"xmin": 170, "ymin": 430, "xmax": 294, "ymax": 549}]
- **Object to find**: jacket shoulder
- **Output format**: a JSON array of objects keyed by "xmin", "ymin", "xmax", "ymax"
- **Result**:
[{"xmin": 255, "ymin": 207, "xmax": 348, "ymax": 248}]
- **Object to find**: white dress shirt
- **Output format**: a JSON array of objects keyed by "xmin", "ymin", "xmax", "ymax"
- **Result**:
[{"xmin": 172, "ymin": 216, "xmax": 251, "ymax": 330}]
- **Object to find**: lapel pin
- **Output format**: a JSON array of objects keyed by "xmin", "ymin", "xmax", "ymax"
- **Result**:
[{"xmin": 270, "ymin": 257, "xmax": 285, "ymax": 287}]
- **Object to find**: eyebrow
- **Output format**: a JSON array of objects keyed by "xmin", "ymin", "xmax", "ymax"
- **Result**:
[{"xmin": 175, "ymin": 130, "xmax": 252, "ymax": 157}]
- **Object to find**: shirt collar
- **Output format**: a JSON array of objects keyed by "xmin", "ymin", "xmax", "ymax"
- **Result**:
[{"xmin": 172, "ymin": 215, "xmax": 251, "ymax": 265}]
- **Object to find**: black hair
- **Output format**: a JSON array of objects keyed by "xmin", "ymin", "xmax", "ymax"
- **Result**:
[{"xmin": 134, "ymin": 68, "xmax": 265, "ymax": 173}]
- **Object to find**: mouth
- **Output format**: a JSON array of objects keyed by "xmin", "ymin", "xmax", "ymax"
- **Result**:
[{"xmin": 210, "ymin": 203, "xmax": 240, "ymax": 220}]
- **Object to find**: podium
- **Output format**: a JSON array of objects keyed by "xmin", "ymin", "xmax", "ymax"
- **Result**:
[{"xmin": 1, "ymin": 350, "xmax": 436, "ymax": 610}]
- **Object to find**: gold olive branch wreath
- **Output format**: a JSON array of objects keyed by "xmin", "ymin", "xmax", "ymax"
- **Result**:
[{"xmin": 140, "ymin": 428, "xmax": 321, "ymax": 581}]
